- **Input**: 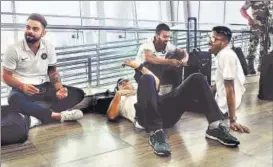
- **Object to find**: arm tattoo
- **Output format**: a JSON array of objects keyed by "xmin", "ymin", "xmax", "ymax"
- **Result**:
[{"xmin": 48, "ymin": 66, "xmax": 61, "ymax": 86}]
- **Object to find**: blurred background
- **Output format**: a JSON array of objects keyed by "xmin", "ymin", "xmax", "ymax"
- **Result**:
[{"xmin": 1, "ymin": 1, "xmax": 266, "ymax": 104}]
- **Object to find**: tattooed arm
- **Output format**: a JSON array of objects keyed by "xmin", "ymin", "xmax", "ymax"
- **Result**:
[{"xmin": 48, "ymin": 66, "xmax": 63, "ymax": 91}]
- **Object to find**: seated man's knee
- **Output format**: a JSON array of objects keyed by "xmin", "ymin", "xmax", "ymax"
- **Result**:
[
  {"xmin": 140, "ymin": 74, "xmax": 156, "ymax": 84},
  {"xmin": 189, "ymin": 73, "xmax": 205, "ymax": 81},
  {"xmin": 8, "ymin": 90, "xmax": 24, "ymax": 105},
  {"xmin": 66, "ymin": 86, "xmax": 85, "ymax": 102}
]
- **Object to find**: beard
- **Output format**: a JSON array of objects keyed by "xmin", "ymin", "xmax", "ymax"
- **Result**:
[{"xmin": 24, "ymin": 33, "xmax": 41, "ymax": 44}]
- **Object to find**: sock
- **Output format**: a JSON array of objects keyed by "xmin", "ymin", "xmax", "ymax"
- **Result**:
[
  {"xmin": 29, "ymin": 116, "xmax": 42, "ymax": 128},
  {"xmin": 209, "ymin": 120, "xmax": 221, "ymax": 129}
]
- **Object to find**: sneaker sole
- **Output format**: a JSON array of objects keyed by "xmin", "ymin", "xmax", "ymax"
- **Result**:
[
  {"xmin": 205, "ymin": 133, "xmax": 239, "ymax": 147},
  {"xmin": 148, "ymin": 140, "xmax": 171, "ymax": 156}
]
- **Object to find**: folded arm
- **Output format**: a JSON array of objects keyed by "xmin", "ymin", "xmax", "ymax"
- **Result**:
[
  {"xmin": 48, "ymin": 66, "xmax": 63, "ymax": 91},
  {"xmin": 107, "ymin": 90, "xmax": 136, "ymax": 120}
]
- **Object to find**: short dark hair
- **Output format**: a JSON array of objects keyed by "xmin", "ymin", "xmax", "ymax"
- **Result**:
[
  {"xmin": 156, "ymin": 23, "xmax": 170, "ymax": 34},
  {"xmin": 27, "ymin": 13, "xmax": 47, "ymax": 28},
  {"xmin": 115, "ymin": 78, "xmax": 124, "ymax": 91},
  {"xmin": 212, "ymin": 26, "xmax": 232, "ymax": 42}
]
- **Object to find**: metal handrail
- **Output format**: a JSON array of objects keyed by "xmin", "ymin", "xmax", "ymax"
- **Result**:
[
  {"xmin": 1, "ymin": 28, "xmax": 252, "ymax": 101},
  {"xmin": 1, "ymin": 23, "xmax": 252, "ymax": 33}
]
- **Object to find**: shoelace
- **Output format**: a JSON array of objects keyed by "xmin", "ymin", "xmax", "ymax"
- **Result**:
[
  {"xmin": 154, "ymin": 130, "xmax": 168, "ymax": 143},
  {"xmin": 219, "ymin": 124, "xmax": 232, "ymax": 138}
]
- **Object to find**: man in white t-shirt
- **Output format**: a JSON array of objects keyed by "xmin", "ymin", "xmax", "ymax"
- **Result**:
[
  {"xmin": 2, "ymin": 13, "xmax": 84, "ymax": 133},
  {"xmin": 135, "ymin": 23, "xmax": 189, "ymax": 93},
  {"xmin": 107, "ymin": 60, "xmax": 240, "ymax": 157},
  {"xmin": 209, "ymin": 26, "xmax": 250, "ymax": 133}
]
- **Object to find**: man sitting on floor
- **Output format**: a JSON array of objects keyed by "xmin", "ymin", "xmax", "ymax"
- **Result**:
[
  {"xmin": 209, "ymin": 26, "xmax": 250, "ymax": 133},
  {"xmin": 135, "ymin": 23, "xmax": 189, "ymax": 94},
  {"xmin": 2, "ymin": 13, "xmax": 84, "ymax": 129},
  {"xmin": 106, "ymin": 60, "xmax": 245, "ymax": 156}
]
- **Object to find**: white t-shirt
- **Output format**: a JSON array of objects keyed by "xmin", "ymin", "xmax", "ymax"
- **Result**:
[
  {"xmin": 135, "ymin": 36, "xmax": 176, "ymax": 64},
  {"xmin": 214, "ymin": 46, "xmax": 246, "ymax": 114},
  {"xmin": 2, "ymin": 38, "xmax": 57, "ymax": 85},
  {"xmin": 135, "ymin": 36, "xmax": 177, "ymax": 95},
  {"xmin": 120, "ymin": 95, "xmax": 138, "ymax": 123}
]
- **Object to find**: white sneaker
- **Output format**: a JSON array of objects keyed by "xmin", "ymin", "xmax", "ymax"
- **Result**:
[
  {"xmin": 134, "ymin": 119, "xmax": 145, "ymax": 130},
  {"xmin": 60, "ymin": 109, "xmax": 83, "ymax": 122},
  {"xmin": 29, "ymin": 116, "xmax": 42, "ymax": 129}
]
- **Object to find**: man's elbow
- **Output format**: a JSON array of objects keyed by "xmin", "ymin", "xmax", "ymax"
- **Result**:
[
  {"xmin": 240, "ymin": 8, "xmax": 247, "ymax": 16},
  {"xmin": 107, "ymin": 113, "xmax": 118, "ymax": 121}
]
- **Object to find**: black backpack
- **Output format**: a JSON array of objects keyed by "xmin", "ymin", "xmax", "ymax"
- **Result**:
[
  {"xmin": 1, "ymin": 111, "xmax": 29, "ymax": 145},
  {"xmin": 231, "ymin": 37, "xmax": 248, "ymax": 76},
  {"xmin": 232, "ymin": 46, "xmax": 248, "ymax": 76},
  {"xmin": 258, "ymin": 53, "xmax": 273, "ymax": 101}
]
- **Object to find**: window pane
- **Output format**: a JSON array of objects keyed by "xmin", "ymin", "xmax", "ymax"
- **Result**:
[
  {"xmin": 136, "ymin": 1, "xmax": 160, "ymax": 21},
  {"xmin": 160, "ymin": 1, "xmax": 169, "ymax": 21},
  {"xmin": 225, "ymin": 1, "xmax": 248, "ymax": 24},
  {"xmin": 16, "ymin": 15, "xmax": 81, "ymax": 25},
  {"xmin": 104, "ymin": 1, "xmax": 134, "ymax": 27},
  {"xmin": 1, "ymin": 31, "xmax": 14, "ymax": 53},
  {"xmin": 199, "ymin": 1, "xmax": 225, "ymax": 24},
  {"xmin": 15, "ymin": 1, "xmax": 80, "ymax": 16},
  {"xmin": 189, "ymin": 1, "xmax": 200, "ymax": 20},
  {"xmin": 81, "ymin": 1, "xmax": 99, "ymax": 27},
  {"xmin": 1, "ymin": 1, "xmax": 12, "ymax": 12},
  {"xmin": 104, "ymin": 1, "xmax": 133, "ymax": 19},
  {"xmin": 177, "ymin": 1, "xmax": 185, "ymax": 22},
  {"xmin": 1, "ymin": 15, "xmax": 13, "ymax": 23}
]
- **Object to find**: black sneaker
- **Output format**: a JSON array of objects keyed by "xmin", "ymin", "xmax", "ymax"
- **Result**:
[
  {"xmin": 206, "ymin": 123, "xmax": 240, "ymax": 147},
  {"xmin": 149, "ymin": 129, "xmax": 171, "ymax": 156}
]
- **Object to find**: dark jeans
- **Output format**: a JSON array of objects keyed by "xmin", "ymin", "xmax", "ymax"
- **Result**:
[
  {"xmin": 8, "ymin": 82, "xmax": 85, "ymax": 123},
  {"xmin": 134, "ymin": 73, "xmax": 224, "ymax": 131}
]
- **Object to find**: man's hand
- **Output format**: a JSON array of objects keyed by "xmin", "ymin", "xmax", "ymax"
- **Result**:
[
  {"xmin": 123, "ymin": 60, "xmax": 140, "ymax": 69},
  {"xmin": 56, "ymin": 87, "xmax": 68, "ymax": 99},
  {"xmin": 181, "ymin": 58, "xmax": 188, "ymax": 66},
  {"xmin": 248, "ymin": 18, "xmax": 256, "ymax": 26},
  {"xmin": 230, "ymin": 122, "xmax": 250, "ymax": 133},
  {"xmin": 20, "ymin": 84, "xmax": 39, "ymax": 96},
  {"xmin": 169, "ymin": 59, "xmax": 183, "ymax": 67},
  {"xmin": 117, "ymin": 90, "xmax": 135, "ymax": 96}
]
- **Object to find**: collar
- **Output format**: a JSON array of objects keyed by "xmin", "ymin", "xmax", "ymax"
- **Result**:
[
  {"xmin": 23, "ymin": 38, "xmax": 45, "ymax": 52},
  {"xmin": 216, "ymin": 45, "xmax": 230, "ymax": 57}
]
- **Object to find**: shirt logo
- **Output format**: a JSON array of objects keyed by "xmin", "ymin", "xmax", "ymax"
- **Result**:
[{"xmin": 41, "ymin": 53, "xmax": 47, "ymax": 60}]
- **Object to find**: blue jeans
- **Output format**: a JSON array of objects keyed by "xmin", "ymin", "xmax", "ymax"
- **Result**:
[{"xmin": 8, "ymin": 82, "xmax": 85, "ymax": 123}]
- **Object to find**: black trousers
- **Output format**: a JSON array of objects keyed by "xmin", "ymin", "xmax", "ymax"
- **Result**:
[
  {"xmin": 134, "ymin": 73, "xmax": 224, "ymax": 131},
  {"xmin": 8, "ymin": 82, "xmax": 85, "ymax": 123},
  {"xmin": 135, "ymin": 51, "xmax": 184, "ymax": 89},
  {"xmin": 1, "ymin": 111, "xmax": 30, "ymax": 146}
]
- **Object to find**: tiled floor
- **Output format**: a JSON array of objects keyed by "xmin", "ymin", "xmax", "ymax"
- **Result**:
[{"xmin": 1, "ymin": 82, "xmax": 272, "ymax": 167}]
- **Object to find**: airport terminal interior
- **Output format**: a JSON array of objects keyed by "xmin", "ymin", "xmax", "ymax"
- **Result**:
[{"xmin": 1, "ymin": 1, "xmax": 273, "ymax": 167}]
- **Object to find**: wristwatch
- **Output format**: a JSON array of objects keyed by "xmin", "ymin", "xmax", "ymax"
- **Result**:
[{"xmin": 229, "ymin": 116, "xmax": 237, "ymax": 123}]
